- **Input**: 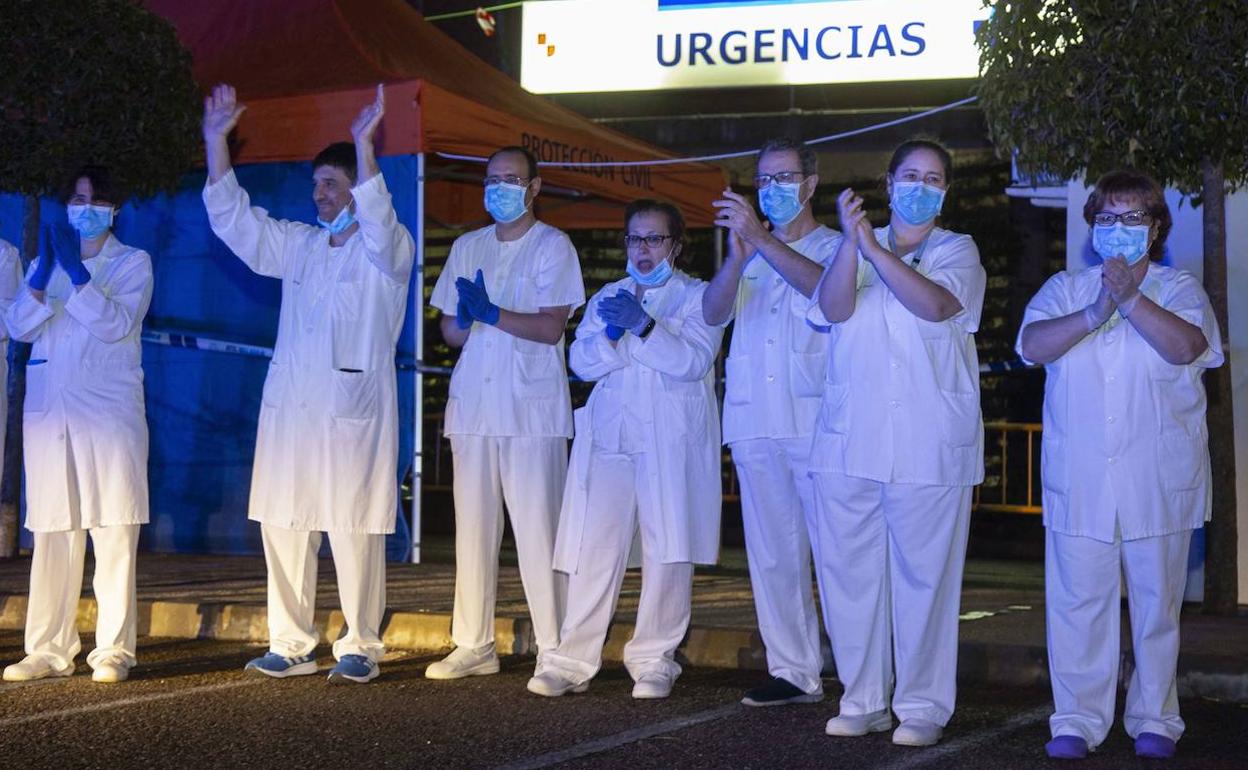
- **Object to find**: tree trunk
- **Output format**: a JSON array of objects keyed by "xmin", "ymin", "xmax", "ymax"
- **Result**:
[
  {"xmin": 0, "ymin": 196, "xmax": 37, "ymax": 557},
  {"xmin": 1200, "ymin": 158, "xmax": 1238, "ymax": 614}
]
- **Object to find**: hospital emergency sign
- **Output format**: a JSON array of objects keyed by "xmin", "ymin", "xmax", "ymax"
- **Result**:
[{"xmin": 521, "ymin": 0, "xmax": 987, "ymax": 94}]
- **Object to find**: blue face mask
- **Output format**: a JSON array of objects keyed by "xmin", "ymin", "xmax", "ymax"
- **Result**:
[
  {"xmin": 484, "ymin": 182, "xmax": 530, "ymax": 224},
  {"xmin": 66, "ymin": 204, "xmax": 113, "ymax": 240},
  {"xmin": 890, "ymin": 181, "xmax": 946, "ymax": 225},
  {"xmin": 757, "ymin": 182, "xmax": 805, "ymax": 226},
  {"xmin": 1093, "ymin": 222, "xmax": 1151, "ymax": 265},
  {"xmin": 627, "ymin": 254, "xmax": 674, "ymax": 287},
  {"xmin": 317, "ymin": 203, "xmax": 356, "ymax": 235}
]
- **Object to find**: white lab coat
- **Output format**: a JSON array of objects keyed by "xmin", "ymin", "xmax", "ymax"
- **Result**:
[
  {"xmin": 553, "ymin": 271, "xmax": 723, "ymax": 574},
  {"xmin": 429, "ymin": 221, "xmax": 585, "ymax": 438},
  {"xmin": 5, "ymin": 235, "xmax": 152, "ymax": 531},
  {"xmin": 0, "ymin": 239, "xmax": 22, "ymax": 472},
  {"xmin": 1016, "ymin": 263, "xmax": 1223, "ymax": 542},
  {"xmin": 203, "ymin": 171, "xmax": 414, "ymax": 534}
]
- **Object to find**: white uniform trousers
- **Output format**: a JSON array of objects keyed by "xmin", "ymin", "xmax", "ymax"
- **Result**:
[
  {"xmin": 732, "ymin": 436, "xmax": 824, "ymax": 695},
  {"xmin": 261, "ymin": 524, "xmax": 386, "ymax": 662},
  {"xmin": 544, "ymin": 448, "xmax": 693, "ymax": 684},
  {"xmin": 1046, "ymin": 527, "xmax": 1190, "ymax": 746},
  {"xmin": 448, "ymin": 435, "xmax": 567, "ymax": 658},
  {"xmin": 812, "ymin": 471, "xmax": 972, "ymax": 725},
  {"xmin": 24, "ymin": 524, "xmax": 140, "ymax": 672}
]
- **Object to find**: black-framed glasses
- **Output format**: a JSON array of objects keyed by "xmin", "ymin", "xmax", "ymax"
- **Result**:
[
  {"xmin": 753, "ymin": 171, "xmax": 804, "ymax": 188},
  {"xmin": 1092, "ymin": 210, "xmax": 1152, "ymax": 227},
  {"xmin": 483, "ymin": 174, "xmax": 530, "ymax": 187},
  {"xmin": 623, "ymin": 234, "xmax": 675, "ymax": 249}
]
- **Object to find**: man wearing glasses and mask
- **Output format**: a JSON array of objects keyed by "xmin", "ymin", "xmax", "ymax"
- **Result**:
[
  {"xmin": 703, "ymin": 137, "xmax": 841, "ymax": 708},
  {"xmin": 428, "ymin": 146, "xmax": 585, "ymax": 683}
]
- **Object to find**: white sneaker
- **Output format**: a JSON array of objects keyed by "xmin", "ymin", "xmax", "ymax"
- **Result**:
[
  {"xmin": 825, "ymin": 709, "xmax": 893, "ymax": 737},
  {"xmin": 91, "ymin": 661, "xmax": 130, "ymax": 683},
  {"xmin": 527, "ymin": 671, "xmax": 589, "ymax": 697},
  {"xmin": 3, "ymin": 655, "xmax": 72, "ymax": 682},
  {"xmin": 424, "ymin": 646, "xmax": 500, "ymax": 680},
  {"xmin": 892, "ymin": 719, "xmax": 943, "ymax": 747},
  {"xmin": 631, "ymin": 673, "xmax": 674, "ymax": 700}
]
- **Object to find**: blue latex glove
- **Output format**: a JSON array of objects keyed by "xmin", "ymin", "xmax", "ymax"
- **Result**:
[
  {"xmin": 455, "ymin": 268, "xmax": 500, "ymax": 326},
  {"xmin": 455, "ymin": 295, "xmax": 473, "ymax": 330},
  {"xmin": 49, "ymin": 224, "xmax": 90, "ymax": 285},
  {"xmin": 29, "ymin": 226, "xmax": 58, "ymax": 291},
  {"xmin": 597, "ymin": 290, "xmax": 649, "ymax": 334},
  {"xmin": 604, "ymin": 323, "xmax": 625, "ymax": 341}
]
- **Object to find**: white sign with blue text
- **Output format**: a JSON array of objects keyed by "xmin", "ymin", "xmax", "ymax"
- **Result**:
[{"xmin": 521, "ymin": 0, "xmax": 987, "ymax": 94}]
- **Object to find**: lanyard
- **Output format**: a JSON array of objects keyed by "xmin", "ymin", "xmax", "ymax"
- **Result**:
[{"xmin": 886, "ymin": 227, "xmax": 931, "ymax": 269}]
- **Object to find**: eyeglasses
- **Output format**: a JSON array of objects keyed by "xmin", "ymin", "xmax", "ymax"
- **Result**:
[
  {"xmin": 483, "ymin": 174, "xmax": 530, "ymax": 187},
  {"xmin": 1092, "ymin": 210, "xmax": 1152, "ymax": 226},
  {"xmin": 623, "ymin": 234, "xmax": 675, "ymax": 249},
  {"xmin": 753, "ymin": 171, "xmax": 804, "ymax": 188}
]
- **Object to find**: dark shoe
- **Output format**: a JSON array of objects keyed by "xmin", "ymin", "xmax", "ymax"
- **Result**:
[
  {"xmin": 1046, "ymin": 735, "xmax": 1089, "ymax": 760},
  {"xmin": 1135, "ymin": 732, "xmax": 1176, "ymax": 759},
  {"xmin": 741, "ymin": 676, "xmax": 824, "ymax": 707}
]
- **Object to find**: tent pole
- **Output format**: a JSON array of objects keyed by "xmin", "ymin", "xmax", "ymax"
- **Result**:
[{"xmin": 412, "ymin": 152, "xmax": 426, "ymax": 564}]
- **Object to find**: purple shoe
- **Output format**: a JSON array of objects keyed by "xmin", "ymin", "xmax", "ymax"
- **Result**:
[
  {"xmin": 1045, "ymin": 735, "xmax": 1089, "ymax": 760},
  {"xmin": 1135, "ymin": 732, "xmax": 1177, "ymax": 759}
]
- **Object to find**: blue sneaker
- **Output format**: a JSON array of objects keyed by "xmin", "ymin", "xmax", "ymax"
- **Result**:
[
  {"xmin": 327, "ymin": 654, "xmax": 379, "ymax": 684},
  {"xmin": 244, "ymin": 652, "xmax": 318, "ymax": 678},
  {"xmin": 1135, "ymin": 732, "xmax": 1177, "ymax": 759},
  {"xmin": 1046, "ymin": 735, "xmax": 1089, "ymax": 760}
]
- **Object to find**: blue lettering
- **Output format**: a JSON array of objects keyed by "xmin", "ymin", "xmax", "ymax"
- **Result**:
[
  {"xmin": 900, "ymin": 22, "xmax": 926, "ymax": 56},
  {"xmin": 847, "ymin": 25, "xmax": 863, "ymax": 58},
  {"xmin": 754, "ymin": 28, "xmax": 776, "ymax": 63},
  {"xmin": 721, "ymin": 30, "xmax": 748, "ymax": 64},
  {"xmin": 782, "ymin": 27, "xmax": 808, "ymax": 61},
  {"xmin": 689, "ymin": 32, "xmax": 714, "ymax": 65},
  {"xmin": 815, "ymin": 26, "xmax": 841, "ymax": 59},
  {"xmin": 657, "ymin": 33, "xmax": 681, "ymax": 67},
  {"xmin": 868, "ymin": 24, "xmax": 895, "ymax": 57}
]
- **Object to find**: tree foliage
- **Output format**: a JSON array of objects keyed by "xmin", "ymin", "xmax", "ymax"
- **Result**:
[
  {"xmin": 976, "ymin": 0, "xmax": 1248, "ymax": 196},
  {"xmin": 0, "ymin": 0, "xmax": 200, "ymax": 199}
]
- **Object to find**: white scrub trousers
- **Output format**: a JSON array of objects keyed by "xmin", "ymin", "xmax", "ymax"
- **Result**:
[
  {"xmin": 812, "ymin": 471, "xmax": 972, "ymax": 726},
  {"xmin": 24, "ymin": 524, "xmax": 141, "ymax": 672},
  {"xmin": 448, "ymin": 435, "xmax": 567, "ymax": 658},
  {"xmin": 1046, "ymin": 527, "xmax": 1190, "ymax": 746},
  {"xmin": 544, "ymin": 448, "xmax": 693, "ymax": 684},
  {"xmin": 261, "ymin": 524, "xmax": 386, "ymax": 662},
  {"xmin": 732, "ymin": 436, "xmax": 824, "ymax": 694}
]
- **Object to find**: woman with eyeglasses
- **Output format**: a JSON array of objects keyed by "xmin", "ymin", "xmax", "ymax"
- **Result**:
[
  {"xmin": 527, "ymin": 199, "xmax": 722, "ymax": 701},
  {"xmin": 1017, "ymin": 170, "xmax": 1222, "ymax": 761},
  {"xmin": 809, "ymin": 139, "xmax": 986, "ymax": 747}
]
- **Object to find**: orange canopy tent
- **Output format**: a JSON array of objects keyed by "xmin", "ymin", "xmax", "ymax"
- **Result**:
[{"xmin": 143, "ymin": 0, "xmax": 726, "ymax": 230}]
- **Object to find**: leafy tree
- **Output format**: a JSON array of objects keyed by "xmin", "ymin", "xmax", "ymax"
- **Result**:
[
  {"xmin": 977, "ymin": 0, "xmax": 1248, "ymax": 613},
  {"xmin": 0, "ymin": 0, "xmax": 200, "ymax": 555}
]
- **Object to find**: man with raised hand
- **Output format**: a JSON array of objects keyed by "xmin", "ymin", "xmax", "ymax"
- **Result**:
[
  {"xmin": 201, "ymin": 83, "xmax": 414, "ymax": 684},
  {"xmin": 703, "ymin": 137, "xmax": 841, "ymax": 707}
]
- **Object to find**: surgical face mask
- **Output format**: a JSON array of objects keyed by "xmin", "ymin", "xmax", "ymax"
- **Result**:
[
  {"xmin": 66, "ymin": 204, "xmax": 114, "ymax": 240},
  {"xmin": 1092, "ymin": 222, "xmax": 1151, "ymax": 265},
  {"xmin": 484, "ymin": 182, "xmax": 529, "ymax": 224},
  {"xmin": 317, "ymin": 202, "xmax": 357, "ymax": 235},
  {"xmin": 627, "ymin": 252, "xmax": 675, "ymax": 287},
  {"xmin": 890, "ymin": 181, "xmax": 946, "ymax": 225},
  {"xmin": 757, "ymin": 182, "xmax": 805, "ymax": 226}
]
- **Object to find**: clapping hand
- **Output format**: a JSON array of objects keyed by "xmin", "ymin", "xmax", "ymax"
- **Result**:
[
  {"xmin": 1101, "ymin": 256, "xmax": 1142, "ymax": 306},
  {"xmin": 48, "ymin": 224, "xmax": 89, "ymax": 286},
  {"xmin": 202, "ymin": 84, "xmax": 246, "ymax": 143},
  {"xmin": 713, "ymin": 188, "xmax": 770, "ymax": 247},
  {"xmin": 455, "ymin": 269, "xmax": 501, "ymax": 325},
  {"xmin": 597, "ymin": 290, "xmax": 649, "ymax": 334}
]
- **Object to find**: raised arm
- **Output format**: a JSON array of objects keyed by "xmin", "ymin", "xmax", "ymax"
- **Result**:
[
  {"xmin": 701, "ymin": 228, "xmax": 748, "ymax": 326},
  {"xmin": 202, "ymin": 84, "xmax": 246, "ymax": 185},
  {"xmin": 350, "ymin": 85, "xmax": 415, "ymax": 285},
  {"xmin": 817, "ymin": 189, "xmax": 869, "ymax": 324},
  {"xmin": 713, "ymin": 189, "xmax": 823, "ymax": 297}
]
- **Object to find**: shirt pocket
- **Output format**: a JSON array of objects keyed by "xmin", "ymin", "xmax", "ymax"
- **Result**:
[
  {"xmin": 1157, "ymin": 430, "xmax": 1204, "ymax": 491},
  {"xmin": 938, "ymin": 389, "xmax": 981, "ymax": 448},
  {"xmin": 330, "ymin": 368, "xmax": 379, "ymax": 421},
  {"xmin": 513, "ymin": 340, "xmax": 560, "ymax": 398},
  {"xmin": 788, "ymin": 351, "xmax": 825, "ymax": 399},
  {"xmin": 1041, "ymin": 437, "xmax": 1068, "ymax": 495},
  {"xmin": 818, "ymin": 382, "xmax": 849, "ymax": 435},
  {"xmin": 724, "ymin": 355, "xmax": 752, "ymax": 406}
]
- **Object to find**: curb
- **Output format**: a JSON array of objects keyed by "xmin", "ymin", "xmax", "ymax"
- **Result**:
[{"xmin": 1, "ymin": 594, "xmax": 1243, "ymax": 703}]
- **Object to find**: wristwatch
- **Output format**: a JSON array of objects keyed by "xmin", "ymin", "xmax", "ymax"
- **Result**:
[{"xmin": 637, "ymin": 317, "xmax": 656, "ymax": 339}]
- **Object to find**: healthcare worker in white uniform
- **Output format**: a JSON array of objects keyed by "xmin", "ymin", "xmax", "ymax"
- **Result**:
[
  {"xmin": 2, "ymin": 166, "xmax": 153, "ymax": 684},
  {"xmin": 810, "ymin": 139, "xmax": 985, "ymax": 747},
  {"xmin": 702, "ymin": 138, "xmax": 840, "ymax": 707},
  {"xmin": 1017, "ymin": 170, "xmax": 1222, "ymax": 762},
  {"xmin": 428, "ymin": 146, "xmax": 585, "ymax": 681},
  {"xmin": 201, "ymin": 84, "xmax": 414, "ymax": 684},
  {"xmin": 527, "ymin": 199, "xmax": 722, "ymax": 700}
]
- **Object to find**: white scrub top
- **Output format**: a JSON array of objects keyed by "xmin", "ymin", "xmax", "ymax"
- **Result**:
[
  {"xmin": 807, "ymin": 226, "xmax": 986, "ymax": 486},
  {"xmin": 720, "ymin": 225, "xmax": 841, "ymax": 444},
  {"xmin": 430, "ymin": 221, "xmax": 585, "ymax": 438},
  {"xmin": 1016, "ymin": 263, "xmax": 1223, "ymax": 542}
]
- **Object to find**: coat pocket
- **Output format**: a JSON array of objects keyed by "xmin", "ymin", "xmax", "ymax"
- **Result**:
[
  {"xmin": 723, "ymin": 355, "xmax": 752, "ymax": 406},
  {"xmin": 818, "ymin": 382, "xmax": 849, "ymax": 435},
  {"xmin": 789, "ymin": 351, "xmax": 825, "ymax": 399},
  {"xmin": 330, "ymin": 368, "xmax": 379, "ymax": 421},
  {"xmin": 261, "ymin": 362, "xmax": 285, "ymax": 408},
  {"xmin": 24, "ymin": 360, "xmax": 49, "ymax": 414},
  {"xmin": 1040, "ymin": 437, "xmax": 1067, "ymax": 495}
]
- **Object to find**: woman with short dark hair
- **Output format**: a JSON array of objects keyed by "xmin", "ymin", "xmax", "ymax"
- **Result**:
[
  {"xmin": 1018, "ymin": 169, "xmax": 1222, "ymax": 760},
  {"xmin": 527, "ymin": 200, "xmax": 723, "ymax": 701}
]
